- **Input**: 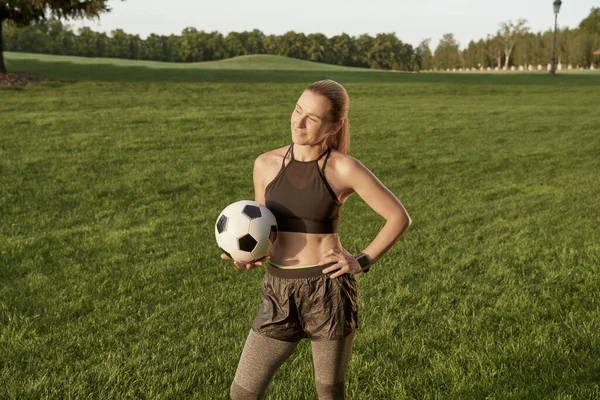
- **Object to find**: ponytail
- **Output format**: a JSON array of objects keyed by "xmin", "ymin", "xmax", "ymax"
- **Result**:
[
  {"xmin": 306, "ymin": 79, "xmax": 350, "ymax": 155},
  {"xmin": 326, "ymin": 118, "xmax": 350, "ymax": 154}
]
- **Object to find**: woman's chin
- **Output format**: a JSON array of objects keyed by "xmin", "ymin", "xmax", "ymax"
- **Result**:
[{"xmin": 292, "ymin": 132, "xmax": 306, "ymax": 142}]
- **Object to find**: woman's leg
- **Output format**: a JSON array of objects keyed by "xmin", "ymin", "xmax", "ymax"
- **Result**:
[
  {"xmin": 230, "ymin": 328, "xmax": 301, "ymax": 400},
  {"xmin": 310, "ymin": 331, "xmax": 356, "ymax": 400}
]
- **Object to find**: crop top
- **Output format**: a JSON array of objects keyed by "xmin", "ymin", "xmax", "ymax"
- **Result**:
[{"xmin": 264, "ymin": 144, "xmax": 342, "ymax": 234}]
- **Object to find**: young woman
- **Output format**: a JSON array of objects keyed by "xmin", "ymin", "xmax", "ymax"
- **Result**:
[{"xmin": 224, "ymin": 79, "xmax": 411, "ymax": 399}]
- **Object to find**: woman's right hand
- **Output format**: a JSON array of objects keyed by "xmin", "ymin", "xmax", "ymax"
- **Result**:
[{"xmin": 221, "ymin": 253, "xmax": 269, "ymax": 270}]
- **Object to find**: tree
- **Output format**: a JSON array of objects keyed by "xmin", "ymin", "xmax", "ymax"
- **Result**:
[
  {"xmin": 143, "ymin": 33, "xmax": 168, "ymax": 61},
  {"xmin": 165, "ymin": 34, "xmax": 183, "ymax": 62},
  {"xmin": 306, "ymin": 33, "xmax": 329, "ymax": 63},
  {"xmin": 368, "ymin": 33, "xmax": 398, "ymax": 69},
  {"xmin": 433, "ymin": 33, "xmax": 461, "ymax": 70},
  {"xmin": 45, "ymin": 19, "xmax": 74, "ymax": 55},
  {"xmin": 263, "ymin": 34, "xmax": 284, "ymax": 56},
  {"xmin": 178, "ymin": 27, "xmax": 204, "ymax": 62},
  {"xmin": 368, "ymin": 33, "xmax": 415, "ymax": 71},
  {"xmin": 485, "ymin": 34, "xmax": 504, "ymax": 68},
  {"xmin": 353, "ymin": 34, "xmax": 374, "ymax": 68},
  {"xmin": 528, "ymin": 32, "xmax": 549, "ymax": 67},
  {"xmin": 76, "ymin": 26, "xmax": 107, "ymax": 57},
  {"xmin": 225, "ymin": 31, "xmax": 250, "ymax": 58},
  {"xmin": 279, "ymin": 31, "xmax": 307, "ymax": 60},
  {"xmin": 107, "ymin": 28, "xmax": 142, "ymax": 60},
  {"xmin": 463, "ymin": 40, "xmax": 480, "ymax": 69},
  {"xmin": 0, "ymin": 0, "xmax": 119, "ymax": 73},
  {"xmin": 331, "ymin": 33, "xmax": 354, "ymax": 66},
  {"xmin": 416, "ymin": 38, "xmax": 433, "ymax": 70},
  {"xmin": 498, "ymin": 19, "xmax": 529, "ymax": 68},
  {"xmin": 579, "ymin": 7, "xmax": 600, "ymax": 36},
  {"xmin": 245, "ymin": 29, "xmax": 265, "ymax": 55}
]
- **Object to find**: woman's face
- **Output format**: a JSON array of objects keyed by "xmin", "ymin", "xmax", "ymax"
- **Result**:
[{"xmin": 290, "ymin": 90, "xmax": 338, "ymax": 146}]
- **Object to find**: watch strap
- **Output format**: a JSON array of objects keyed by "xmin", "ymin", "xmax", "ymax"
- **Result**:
[{"xmin": 355, "ymin": 253, "xmax": 371, "ymax": 273}]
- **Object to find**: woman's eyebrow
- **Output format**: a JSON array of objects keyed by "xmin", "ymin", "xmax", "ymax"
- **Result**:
[{"xmin": 295, "ymin": 104, "xmax": 322, "ymax": 119}]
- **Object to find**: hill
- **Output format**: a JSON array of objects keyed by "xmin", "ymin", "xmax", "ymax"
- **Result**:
[
  {"xmin": 3, "ymin": 52, "xmax": 598, "ymax": 86},
  {"xmin": 4, "ymin": 52, "xmax": 363, "ymax": 71}
]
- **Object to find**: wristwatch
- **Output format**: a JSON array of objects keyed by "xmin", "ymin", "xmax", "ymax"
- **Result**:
[{"xmin": 355, "ymin": 253, "xmax": 371, "ymax": 273}]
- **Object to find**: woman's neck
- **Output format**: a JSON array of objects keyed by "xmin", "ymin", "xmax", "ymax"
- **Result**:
[{"xmin": 292, "ymin": 142, "xmax": 328, "ymax": 162}]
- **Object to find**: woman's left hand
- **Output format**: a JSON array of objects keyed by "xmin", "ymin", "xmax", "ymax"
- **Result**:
[{"xmin": 318, "ymin": 248, "xmax": 363, "ymax": 278}]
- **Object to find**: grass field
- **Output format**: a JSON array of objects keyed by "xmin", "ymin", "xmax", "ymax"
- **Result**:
[
  {"xmin": 5, "ymin": 52, "xmax": 363, "ymax": 71},
  {"xmin": 1, "ymin": 52, "xmax": 600, "ymax": 399}
]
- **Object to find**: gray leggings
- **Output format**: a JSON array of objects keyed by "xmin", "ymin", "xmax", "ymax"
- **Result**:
[{"xmin": 230, "ymin": 328, "xmax": 355, "ymax": 400}]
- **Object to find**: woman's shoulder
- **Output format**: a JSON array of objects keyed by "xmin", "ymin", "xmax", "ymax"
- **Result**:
[
  {"xmin": 327, "ymin": 148, "xmax": 363, "ymax": 176},
  {"xmin": 254, "ymin": 145, "xmax": 291, "ymax": 170}
]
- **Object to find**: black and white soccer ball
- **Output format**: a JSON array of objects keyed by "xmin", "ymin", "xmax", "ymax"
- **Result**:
[{"xmin": 215, "ymin": 200, "xmax": 278, "ymax": 262}]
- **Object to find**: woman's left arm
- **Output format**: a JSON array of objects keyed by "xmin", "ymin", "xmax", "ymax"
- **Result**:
[{"xmin": 320, "ymin": 156, "xmax": 411, "ymax": 278}]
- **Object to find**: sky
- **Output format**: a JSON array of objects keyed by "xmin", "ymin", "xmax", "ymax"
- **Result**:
[{"xmin": 69, "ymin": 0, "xmax": 598, "ymax": 50}]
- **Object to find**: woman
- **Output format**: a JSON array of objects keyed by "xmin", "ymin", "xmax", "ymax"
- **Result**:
[{"xmin": 224, "ymin": 79, "xmax": 411, "ymax": 400}]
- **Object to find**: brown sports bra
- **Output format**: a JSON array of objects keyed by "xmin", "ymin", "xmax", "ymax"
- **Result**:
[{"xmin": 265, "ymin": 144, "xmax": 342, "ymax": 234}]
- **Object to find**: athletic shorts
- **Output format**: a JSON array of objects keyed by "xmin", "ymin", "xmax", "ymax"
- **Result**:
[{"xmin": 251, "ymin": 261, "xmax": 359, "ymax": 342}]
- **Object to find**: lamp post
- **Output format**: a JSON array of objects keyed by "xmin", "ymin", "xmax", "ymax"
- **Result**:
[{"xmin": 550, "ymin": 0, "xmax": 562, "ymax": 74}]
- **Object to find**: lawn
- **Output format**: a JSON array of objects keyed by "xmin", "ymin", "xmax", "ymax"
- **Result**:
[{"xmin": 1, "ymin": 52, "xmax": 599, "ymax": 399}]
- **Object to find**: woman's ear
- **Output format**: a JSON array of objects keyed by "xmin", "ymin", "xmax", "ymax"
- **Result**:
[{"xmin": 328, "ymin": 121, "xmax": 343, "ymax": 136}]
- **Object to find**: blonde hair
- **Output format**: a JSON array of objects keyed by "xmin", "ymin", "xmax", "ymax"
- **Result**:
[{"xmin": 306, "ymin": 80, "xmax": 350, "ymax": 154}]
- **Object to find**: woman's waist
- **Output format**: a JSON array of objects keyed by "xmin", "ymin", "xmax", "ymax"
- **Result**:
[
  {"xmin": 269, "ymin": 232, "xmax": 341, "ymax": 266},
  {"xmin": 266, "ymin": 260, "xmax": 336, "ymax": 279}
]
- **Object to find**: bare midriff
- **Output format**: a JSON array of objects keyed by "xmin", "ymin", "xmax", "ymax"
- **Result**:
[{"xmin": 269, "ymin": 231, "xmax": 342, "ymax": 267}]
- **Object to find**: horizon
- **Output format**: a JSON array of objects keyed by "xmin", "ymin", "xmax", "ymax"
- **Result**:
[
  {"xmin": 67, "ymin": 0, "xmax": 598, "ymax": 51},
  {"xmin": 68, "ymin": 0, "xmax": 599, "ymax": 51}
]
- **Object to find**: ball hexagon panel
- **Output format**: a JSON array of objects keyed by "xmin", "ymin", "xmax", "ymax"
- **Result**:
[
  {"xmin": 242, "ymin": 205, "xmax": 262, "ymax": 219},
  {"xmin": 231, "ymin": 249, "xmax": 254, "ymax": 262},
  {"xmin": 248, "ymin": 218, "xmax": 270, "ymax": 242},
  {"xmin": 262, "ymin": 209, "xmax": 277, "ymax": 227},
  {"xmin": 225, "ymin": 214, "xmax": 252, "ymax": 238},
  {"xmin": 216, "ymin": 231, "xmax": 238, "ymax": 257},
  {"xmin": 252, "ymin": 239, "xmax": 271, "ymax": 260},
  {"xmin": 247, "ymin": 211, "xmax": 276, "ymax": 238}
]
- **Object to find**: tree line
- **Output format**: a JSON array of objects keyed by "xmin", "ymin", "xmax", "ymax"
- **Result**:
[
  {"xmin": 2, "ymin": 7, "xmax": 599, "ymax": 71},
  {"xmin": 426, "ymin": 13, "xmax": 600, "ymax": 70},
  {"xmin": 2, "ymin": 21, "xmax": 420, "ymax": 70}
]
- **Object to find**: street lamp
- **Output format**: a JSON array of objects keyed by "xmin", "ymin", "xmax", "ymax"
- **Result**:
[{"xmin": 550, "ymin": 0, "xmax": 562, "ymax": 74}]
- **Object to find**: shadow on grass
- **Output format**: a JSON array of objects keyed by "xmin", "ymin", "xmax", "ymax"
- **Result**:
[{"xmin": 7, "ymin": 58, "xmax": 600, "ymax": 86}]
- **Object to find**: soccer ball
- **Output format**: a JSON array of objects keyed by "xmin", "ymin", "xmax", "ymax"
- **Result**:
[{"xmin": 215, "ymin": 200, "xmax": 278, "ymax": 262}]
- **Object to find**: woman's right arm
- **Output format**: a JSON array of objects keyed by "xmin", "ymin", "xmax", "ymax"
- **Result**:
[
  {"xmin": 220, "ymin": 153, "xmax": 270, "ymax": 269},
  {"xmin": 253, "ymin": 153, "xmax": 268, "ymax": 206}
]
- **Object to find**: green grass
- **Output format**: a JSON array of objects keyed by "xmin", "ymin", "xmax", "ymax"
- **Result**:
[{"xmin": 1, "ymin": 53, "xmax": 600, "ymax": 399}]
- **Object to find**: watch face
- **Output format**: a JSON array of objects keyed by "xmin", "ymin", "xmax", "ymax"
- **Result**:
[{"xmin": 357, "ymin": 254, "xmax": 369, "ymax": 268}]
